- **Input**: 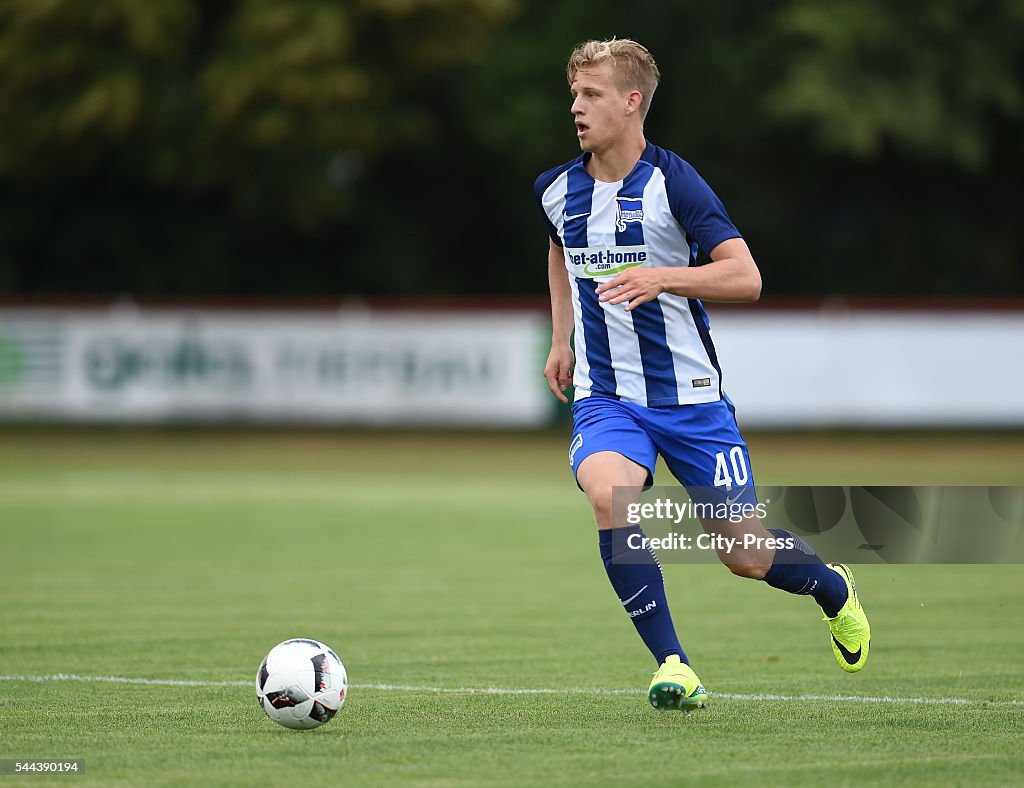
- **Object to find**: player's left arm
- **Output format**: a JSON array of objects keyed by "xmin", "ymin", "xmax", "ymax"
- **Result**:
[{"xmin": 596, "ymin": 237, "xmax": 761, "ymax": 310}]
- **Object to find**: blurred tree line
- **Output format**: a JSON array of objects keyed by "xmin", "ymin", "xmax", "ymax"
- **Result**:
[{"xmin": 0, "ymin": 0, "xmax": 1021, "ymax": 298}]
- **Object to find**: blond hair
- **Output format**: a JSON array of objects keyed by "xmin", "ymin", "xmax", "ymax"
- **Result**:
[{"xmin": 566, "ymin": 38, "xmax": 661, "ymax": 120}]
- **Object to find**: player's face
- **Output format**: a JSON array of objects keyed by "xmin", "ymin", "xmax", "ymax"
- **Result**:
[{"xmin": 570, "ymin": 64, "xmax": 632, "ymax": 154}]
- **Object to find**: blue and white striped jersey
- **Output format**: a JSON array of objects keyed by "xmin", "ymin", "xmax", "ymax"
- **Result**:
[{"xmin": 534, "ymin": 142, "xmax": 741, "ymax": 407}]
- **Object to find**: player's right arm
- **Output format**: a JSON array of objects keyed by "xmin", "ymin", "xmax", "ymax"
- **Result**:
[{"xmin": 544, "ymin": 238, "xmax": 575, "ymax": 404}]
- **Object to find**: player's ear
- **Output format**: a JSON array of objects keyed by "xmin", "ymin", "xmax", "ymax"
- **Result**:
[{"xmin": 625, "ymin": 89, "xmax": 643, "ymax": 116}]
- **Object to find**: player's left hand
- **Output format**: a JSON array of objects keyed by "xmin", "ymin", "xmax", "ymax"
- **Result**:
[{"xmin": 595, "ymin": 268, "xmax": 666, "ymax": 311}]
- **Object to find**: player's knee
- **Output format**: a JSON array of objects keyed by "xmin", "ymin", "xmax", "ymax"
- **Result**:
[
  {"xmin": 727, "ymin": 561, "xmax": 771, "ymax": 580},
  {"xmin": 585, "ymin": 486, "xmax": 616, "ymax": 524}
]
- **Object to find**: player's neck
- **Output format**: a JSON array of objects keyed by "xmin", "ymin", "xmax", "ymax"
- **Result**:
[{"xmin": 585, "ymin": 134, "xmax": 647, "ymax": 183}]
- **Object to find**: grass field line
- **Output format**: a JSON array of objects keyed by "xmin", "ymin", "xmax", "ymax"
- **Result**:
[{"xmin": 2, "ymin": 674, "xmax": 1021, "ymax": 708}]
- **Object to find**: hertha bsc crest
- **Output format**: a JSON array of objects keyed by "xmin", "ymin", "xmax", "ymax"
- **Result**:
[{"xmin": 615, "ymin": 197, "xmax": 644, "ymax": 232}]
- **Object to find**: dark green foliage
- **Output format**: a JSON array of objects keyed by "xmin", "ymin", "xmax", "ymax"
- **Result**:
[{"xmin": 0, "ymin": 0, "xmax": 1020, "ymax": 296}]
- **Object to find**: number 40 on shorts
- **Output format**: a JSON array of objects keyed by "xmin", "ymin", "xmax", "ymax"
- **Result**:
[{"xmin": 713, "ymin": 447, "xmax": 749, "ymax": 490}]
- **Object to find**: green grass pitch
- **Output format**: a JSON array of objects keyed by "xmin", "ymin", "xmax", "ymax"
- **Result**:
[{"xmin": 1, "ymin": 429, "xmax": 1022, "ymax": 786}]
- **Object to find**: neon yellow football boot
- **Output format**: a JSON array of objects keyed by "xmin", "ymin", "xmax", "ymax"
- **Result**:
[
  {"xmin": 647, "ymin": 655, "xmax": 708, "ymax": 712},
  {"xmin": 825, "ymin": 563, "xmax": 871, "ymax": 672}
]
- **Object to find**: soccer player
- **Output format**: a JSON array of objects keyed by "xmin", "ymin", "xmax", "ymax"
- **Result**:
[{"xmin": 534, "ymin": 38, "xmax": 871, "ymax": 712}]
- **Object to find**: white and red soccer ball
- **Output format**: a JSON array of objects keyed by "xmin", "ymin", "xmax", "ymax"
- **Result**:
[{"xmin": 256, "ymin": 638, "xmax": 347, "ymax": 730}]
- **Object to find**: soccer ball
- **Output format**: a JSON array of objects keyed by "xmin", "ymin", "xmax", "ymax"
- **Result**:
[{"xmin": 256, "ymin": 638, "xmax": 348, "ymax": 730}]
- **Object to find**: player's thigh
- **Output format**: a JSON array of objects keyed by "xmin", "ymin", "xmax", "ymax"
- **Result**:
[
  {"xmin": 577, "ymin": 450, "xmax": 651, "ymax": 529},
  {"xmin": 570, "ymin": 397, "xmax": 657, "ymax": 529},
  {"xmin": 653, "ymin": 398, "xmax": 770, "ymax": 574}
]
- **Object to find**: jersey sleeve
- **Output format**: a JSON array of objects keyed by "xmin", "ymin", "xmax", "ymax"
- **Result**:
[
  {"xmin": 533, "ymin": 165, "xmax": 566, "ymax": 247},
  {"xmin": 662, "ymin": 156, "xmax": 741, "ymax": 255}
]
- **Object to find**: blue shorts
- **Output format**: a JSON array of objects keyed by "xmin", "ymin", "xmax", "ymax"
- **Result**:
[{"xmin": 569, "ymin": 394, "xmax": 756, "ymax": 504}]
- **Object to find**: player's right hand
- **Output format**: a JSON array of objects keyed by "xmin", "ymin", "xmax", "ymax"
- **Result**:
[{"xmin": 544, "ymin": 345, "xmax": 575, "ymax": 404}]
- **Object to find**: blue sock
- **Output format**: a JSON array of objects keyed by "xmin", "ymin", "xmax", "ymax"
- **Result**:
[
  {"xmin": 599, "ymin": 526, "xmax": 687, "ymax": 665},
  {"xmin": 761, "ymin": 528, "xmax": 848, "ymax": 617}
]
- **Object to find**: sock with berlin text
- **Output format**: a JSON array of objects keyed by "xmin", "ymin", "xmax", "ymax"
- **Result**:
[{"xmin": 599, "ymin": 525, "xmax": 687, "ymax": 665}]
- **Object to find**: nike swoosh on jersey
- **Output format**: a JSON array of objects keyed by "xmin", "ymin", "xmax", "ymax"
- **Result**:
[
  {"xmin": 619, "ymin": 585, "xmax": 649, "ymax": 606},
  {"xmin": 563, "ymin": 212, "xmax": 590, "ymax": 222},
  {"xmin": 832, "ymin": 635, "xmax": 862, "ymax": 665}
]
